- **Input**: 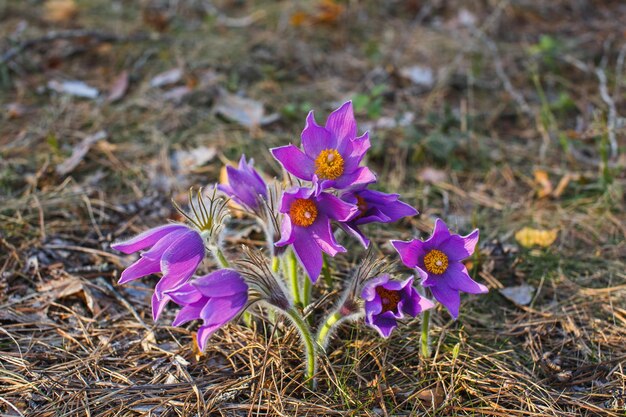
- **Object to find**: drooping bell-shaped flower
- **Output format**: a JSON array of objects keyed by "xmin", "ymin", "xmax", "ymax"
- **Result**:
[
  {"xmin": 111, "ymin": 224, "xmax": 205, "ymax": 320},
  {"xmin": 167, "ymin": 269, "xmax": 248, "ymax": 351},
  {"xmin": 218, "ymin": 155, "xmax": 268, "ymax": 213}
]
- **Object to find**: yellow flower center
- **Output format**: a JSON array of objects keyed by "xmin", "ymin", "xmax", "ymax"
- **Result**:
[
  {"xmin": 375, "ymin": 286, "xmax": 401, "ymax": 313},
  {"xmin": 314, "ymin": 149, "xmax": 344, "ymax": 180},
  {"xmin": 289, "ymin": 198, "xmax": 318, "ymax": 227},
  {"xmin": 423, "ymin": 249, "xmax": 449, "ymax": 275}
]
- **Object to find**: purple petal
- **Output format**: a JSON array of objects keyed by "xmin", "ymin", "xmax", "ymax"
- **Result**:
[
  {"xmin": 361, "ymin": 274, "xmax": 391, "ymax": 301},
  {"xmin": 400, "ymin": 283, "xmax": 435, "ymax": 317},
  {"xmin": 275, "ymin": 214, "xmax": 294, "ymax": 247},
  {"xmin": 271, "ymin": 145, "xmax": 315, "ymax": 180},
  {"xmin": 424, "ymin": 219, "xmax": 452, "ymax": 250},
  {"xmin": 325, "ymin": 101, "xmax": 356, "ymax": 146},
  {"xmin": 192, "ymin": 269, "xmax": 248, "ymax": 298},
  {"xmin": 392, "ymin": 239, "xmax": 425, "ymax": 268},
  {"xmin": 155, "ymin": 230, "xmax": 204, "ymax": 296},
  {"xmin": 332, "ymin": 166, "xmax": 376, "ymax": 190},
  {"xmin": 317, "ymin": 192, "xmax": 358, "ymax": 222},
  {"xmin": 111, "ymin": 224, "xmax": 187, "ymax": 254},
  {"xmin": 196, "ymin": 323, "xmax": 223, "ymax": 351},
  {"xmin": 439, "ymin": 229, "xmax": 479, "ymax": 262},
  {"xmin": 301, "ymin": 111, "xmax": 334, "ymax": 157},
  {"xmin": 278, "ymin": 186, "xmax": 316, "ymax": 213},
  {"xmin": 222, "ymin": 165, "xmax": 261, "ymax": 208},
  {"xmin": 308, "ymin": 214, "xmax": 346, "ymax": 256},
  {"xmin": 118, "ymin": 256, "xmax": 160, "ymax": 284},
  {"xmin": 430, "ymin": 283, "xmax": 461, "ymax": 319},
  {"xmin": 152, "ymin": 292, "xmax": 170, "ymax": 321},
  {"xmin": 166, "ymin": 282, "xmax": 203, "ymax": 305},
  {"xmin": 368, "ymin": 311, "xmax": 398, "ymax": 338},
  {"xmin": 441, "ymin": 262, "xmax": 488, "ymax": 294},
  {"xmin": 199, "ymin": 292, "xmax": 248, "ymax": 326},
  {"xmin": 292, "ymin": 228, "xmax": 323, "ymax": 282},
  {"xmin": 172, "ymin": 302, "xmax": 204, "ymax": 326},
  {"xmin": 340, "ymin": 222, "xmax": 370, "ymax": 248}
]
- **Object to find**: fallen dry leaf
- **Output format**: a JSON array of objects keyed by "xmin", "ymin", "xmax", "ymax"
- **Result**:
[
  {"xmin": 150, "ymin": 68, "xmax": 183, "ymax": 88},
  {"xmin": 415, "ymin": 385, "xmax": 445, "ymax": 408},
  {"xmin": 499, "ymin": 283, "xmax": 535, "ymax": 306},
  {"xmin": 515, "ymin": 227, "xmax": 558, "ymax": 248},
  {"xmin": 400, "ymin": 65, "xmax": 435, "ymax": 88},
  {"xmin": 290, "ymin": 0, "xmax": 344, "ymax": 27},
  {"xmin": 107, "ymin": 70, "xmax": 129, "ymax": 103},
  {"xmin": 43, "ymin": 0, "xmax": 78, "ymax": 23},
  {"xmin": 214, "ymin": 92, "xmax": 279, "ymax": 128},
  {"xmin": 533, "ymin": 169, "xmax": 553, "ymax": 198},
  {"xmin": 56, "ymin": 130, "xmax": 108, "ymax": 176},
  {"xmin": 48, "ymin": 80, "xmax": 99, "ymax": 99},
  {"xmin": 37, "ymin": 275, "xmax": 100, "ymax": 314},
  {"xmin": 418, "ymin": 167, "xmax": 447, "ymax": 184}
]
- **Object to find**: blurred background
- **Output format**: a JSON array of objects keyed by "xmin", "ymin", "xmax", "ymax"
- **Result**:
[{"xmin": 1, "ymin": 1, "xmax": 625, "ymax": 416}]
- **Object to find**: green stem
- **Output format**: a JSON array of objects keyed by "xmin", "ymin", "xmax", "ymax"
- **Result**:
[
  {"xmin": 271, "ymin": 256, "xmax": 280, "ymax": 273},
  {"xmin": 316, "ymin": 311, "xmax": 343, "ymax": 351},
  {"xmin": 302, "ymin": 274, "xmax": 311, "ymax": 307},
  {"xmin": 287, "ymin": 250, "xmax": 302, "ymax": 308},
  {"xmin": 213, "ymin": 246, "xmax": 229, "ymax": 268},
  {"xmin": 284, "ymin": 307, "xmax": 317, "ymax": 389},
  {"xmin": 421, "ymin": 309, "xmax": 431, "ymax": 358}
]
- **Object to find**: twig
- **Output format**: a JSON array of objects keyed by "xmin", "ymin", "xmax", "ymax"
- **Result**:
[{"xmin": 0, "ymin": 30, "xmax": 151, "ymax": 66}]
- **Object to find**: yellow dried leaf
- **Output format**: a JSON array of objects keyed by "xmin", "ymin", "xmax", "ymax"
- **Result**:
[
  {"xmin": 533, "ymin": 169, "xmax": 553, "ymax": 198},
  {"xmin": 289, "ymin": 11, "xmax": 308, "ymax": 27},
  {"xmin": 44, "ymin": 0, "xmax": 78, "ymax": 23},
  {"xmin": 515, "ymin": 227, "xmax": 558, "ymax": 248}
]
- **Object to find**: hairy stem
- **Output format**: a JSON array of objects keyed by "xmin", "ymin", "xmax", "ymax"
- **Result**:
[
  {"xmin": 421, "ymin": 309, "xmax": 431, "ymax": 358},
  {"xmin": 316, "ymin": 311, "xmax": 343, "ymax": 351},
  {"xmin": 284, "ymin": 307, "xmax": 317, "ymax": 389},
  {"xmin": 287, "ymin": 250, "xmax": 302, "ymax": 308},
  {"xmin": 302, "ymin": 274, "xmax": 311, "ymax": 307},
  {"xmin": 271, "ymin": 256, "xmax": 280, "ymax": 273}
]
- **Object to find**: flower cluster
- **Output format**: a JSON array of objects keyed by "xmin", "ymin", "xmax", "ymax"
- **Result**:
[{"xmin": 110, "ymin": 101, "xmax": 488, "ymax": 387}]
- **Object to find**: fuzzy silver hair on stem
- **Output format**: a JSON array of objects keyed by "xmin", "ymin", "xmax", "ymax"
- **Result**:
[{"xmin": 235, "ymin": 246, "xmax": 292, "ymax": 311}]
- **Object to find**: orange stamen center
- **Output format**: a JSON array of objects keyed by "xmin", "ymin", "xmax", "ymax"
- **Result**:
[
  {"xmin": 355, "ymin": 195, "xmax": 367, "ymax": 218},
  {"xmin": 375, "ymin": 286, "xmax": 401, "ymax": 313},
  {"xmin": 314, "ymin": 149, "xmax": 344, "ymax": 180},
  {"xmin": 289, "ymin": 198, "xmax": 318, "ymax": 227},
  {"xmin": 423, "ymin": 249, "xmax": 449, "ymax": 275}
]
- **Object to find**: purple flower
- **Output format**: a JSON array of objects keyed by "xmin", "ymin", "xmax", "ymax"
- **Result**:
[
  {"xmin": 111, "ymin": 224, "xmax": 205, "ymax": 320},
  {"xmin": 218, "ymin": 155, "xmax": 267, "ymax": 212},
  {"xmin": 391, "ymin": 219, "xmax": 488, "ymax": 319},
  {"xmin": 167, "ymin": 269, "xmax": 248, "ymax": 351},
  {"xmin": 271, "ymin": 101, "xmax": 376, "ymax": 191},
  {"xmin": 361, "ymin": 274, "xmax": 434, "ymax": 338},
  {"xmin": 276, "ymin": 186, "xmax": 358, "ymax": 282},
  {"xmin": 341, "ymin": 188, "xmax": 418, "ymax": 247}
]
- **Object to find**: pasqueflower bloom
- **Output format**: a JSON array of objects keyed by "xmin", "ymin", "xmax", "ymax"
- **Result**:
[
  {"xmin": 392, "ymin": 219, "xmax": 488, "ymax": 319},
  {"xmin": 361, "ymin": 274, "xmax": 434, "ymax": 337},
  {"xmin": 217, "ymin": 155, "xmax": 267, "ymax": 212},
  {"xmin": 111, "ymin": 224, "xmax": 205, "ymax": 320},
  {"xmin": 276, "ymin": 186, "xmax": 357, "ymax": 282},
  {"xmin": 341, "ymin": 188, "xmax": 418, "ymax": 247},
  {"xmin": 271, "ymin": 101, "xmax": 375, "ymax": 191},
  {"xmin": 167, "ymin": 269, "xmax": 248, "ymax": 351}
]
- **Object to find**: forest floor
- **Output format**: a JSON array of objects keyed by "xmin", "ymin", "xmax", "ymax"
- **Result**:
[{"xmin": 1, "ymin": 1, "xmax": 625, "ymax": 416}]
